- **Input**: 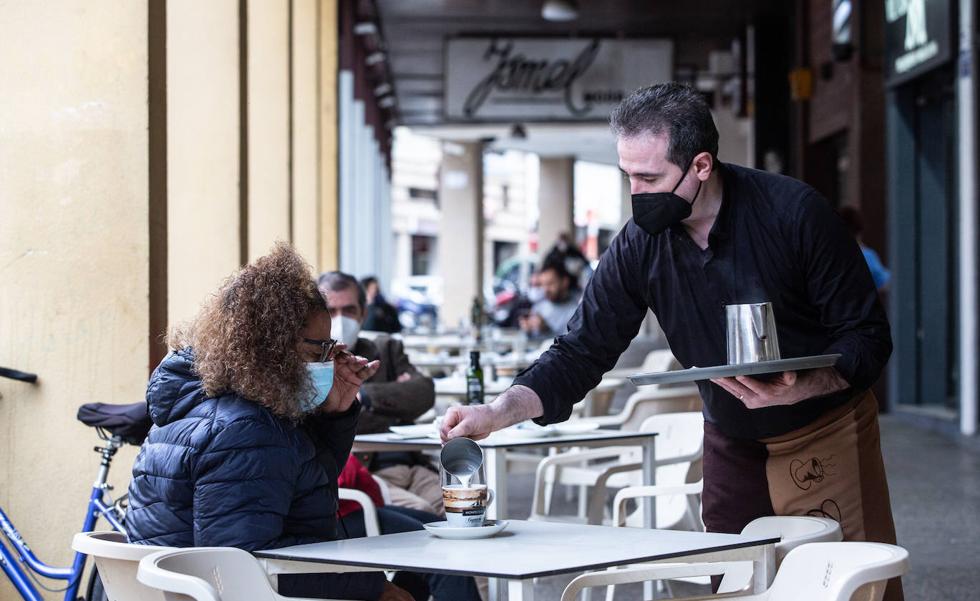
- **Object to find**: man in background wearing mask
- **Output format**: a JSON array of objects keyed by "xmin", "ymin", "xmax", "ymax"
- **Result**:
[
  {"xmin": 318, "ymin": 272, "xmax": 442, "ymax": 516},
  {"xmin": 440, "ymin": 83, "xmax": 902, "ymax": 600}
]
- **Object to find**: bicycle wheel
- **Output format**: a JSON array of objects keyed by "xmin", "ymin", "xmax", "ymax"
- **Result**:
[{"xmin": 85, "ymin": 566, "xmax": 109, "ymax": 601}]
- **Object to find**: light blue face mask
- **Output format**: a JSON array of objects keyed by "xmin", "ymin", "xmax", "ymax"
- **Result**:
[{"xmin": 300, "ymin": 361, "xmax": 334, "ymax": 413}]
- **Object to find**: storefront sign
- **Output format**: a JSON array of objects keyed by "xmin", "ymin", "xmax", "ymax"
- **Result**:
[
  {"xmin": 444, "ymin": 37, "xmax": 673, "ymax": 122},
  {"xmin": 884, "ymin": 0, "xmax": 952, "ymax": 86}
]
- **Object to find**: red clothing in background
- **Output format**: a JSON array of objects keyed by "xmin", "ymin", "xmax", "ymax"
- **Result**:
[{"xmin": 337, "ymin": 454, "xmax": 384, "ymax": 517}]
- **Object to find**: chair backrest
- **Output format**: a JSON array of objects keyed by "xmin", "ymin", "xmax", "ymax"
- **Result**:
[
  {"xmin": 138, "ymin": 547, "xmax": 277, "ymax": 601},
  {"xmin": 766, "ymin": 542, "xmax": 908, "ymax": 601},
  {"xmin": 71, "ymin": 531, "xmax": 169, "ymax": 601},
  {"xmin": 618, "ymin": 387, "xmax": 701, "ymax": 431},
  {"xmin": 639, "ymin": 412, "xmax": 704, "ymax": 474},
  {"xmin": 629, "ymin": 412, "xmax": 704, "ymax": 529},
  {"xmin": 744, "ymin": 516, "xmax": 843, "ymax": 562},
  {"xmin": 371, "ymin": 475, "xmax": 392, "ymax": 505},
  {"xmin": 338, "ymin": 487, "xmax": 381, "ymax": 537},
  {"xmin": 639, "ymin": 349, "xmax": 680, "ymax": 375},
  {"xmin": 716, "ymin": 516, "xmax": 844, "ymax": 593}
]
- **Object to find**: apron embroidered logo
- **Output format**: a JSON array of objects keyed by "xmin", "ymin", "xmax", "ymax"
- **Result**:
[
  {"xmin": 806, "ymin": 498, "xmax": 843, "ymax": 523},
  {"xmin": 790, "ymin": 456, "xmax": 836, "ymax": 490}
]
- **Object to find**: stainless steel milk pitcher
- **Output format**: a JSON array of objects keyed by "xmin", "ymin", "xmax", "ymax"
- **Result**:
[{"xmin": 726, "ymin": 302, "xmax": 781, "ymax": 365}]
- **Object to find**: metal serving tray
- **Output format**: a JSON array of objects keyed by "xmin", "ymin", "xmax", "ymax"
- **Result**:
[{"xmin": 628, "ymin": 354, "xmax": 841, "ymax": 387}]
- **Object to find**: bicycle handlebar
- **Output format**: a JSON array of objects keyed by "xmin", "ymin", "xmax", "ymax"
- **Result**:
[{"xmin": 0, "ymin": 367, "xmax": 38, "ymax": 383}]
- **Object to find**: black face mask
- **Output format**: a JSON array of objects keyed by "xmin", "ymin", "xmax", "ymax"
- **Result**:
[{"xmin": 630, "ymin": 158, "xmax": 703, "ymax": 236}]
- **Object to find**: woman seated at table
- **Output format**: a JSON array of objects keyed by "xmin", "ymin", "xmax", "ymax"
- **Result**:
[
  {"xmin": 337, "ymin": 456, "xmax": 481, "ymax": 600},
  {"xmin": 125, "ymin": 244, "xmax": 413, "ymax": 601}
]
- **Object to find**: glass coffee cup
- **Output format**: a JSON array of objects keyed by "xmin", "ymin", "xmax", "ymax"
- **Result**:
[{"xmin": 439, "ymin": 439, "xmax": 494, "ymax": 527}]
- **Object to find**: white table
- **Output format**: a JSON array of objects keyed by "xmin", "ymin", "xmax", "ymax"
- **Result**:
[
  {"xmin": 353, "ymin": 429, "xmax": 658, "ymax": 526},
  {"xmin": 256, "ymin": 520, "xmax": 778, "ymax": 601}
]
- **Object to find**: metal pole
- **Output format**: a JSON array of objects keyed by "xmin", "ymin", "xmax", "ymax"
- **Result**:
[{"xmin": 958, "ymin": 0, "xmax": 978, "ymax": 436}]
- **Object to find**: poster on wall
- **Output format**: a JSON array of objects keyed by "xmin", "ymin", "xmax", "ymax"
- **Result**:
[
  {"xmin": 884, "ymin": 0, "xmax": 952, "ymax": 86},
  {"xmin": 444, "ymin": 37, "xmax": 673, "ymax": 122}
]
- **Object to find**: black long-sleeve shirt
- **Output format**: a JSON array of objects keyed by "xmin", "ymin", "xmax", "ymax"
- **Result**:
[{"xmin": 515, "ymin": 163, "xmax": 892, "ymax": 440}]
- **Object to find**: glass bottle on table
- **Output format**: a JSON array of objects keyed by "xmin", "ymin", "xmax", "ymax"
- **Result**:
[{"xmin": 465, "ymin": 350, "xmax": 484, "ymax": 405}]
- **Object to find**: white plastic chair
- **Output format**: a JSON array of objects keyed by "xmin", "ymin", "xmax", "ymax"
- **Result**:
[
  {"xmin": 531, "ymin": 412, "xmax": 704, "ymax": 525},
  {"xmin": 599, "ymin": 512, "xmax": 842, "ymax": 600},
  {"xmin": 138, "ymin": 546, "xmax": 351, "ymax": 600},
  {"xmin": 338, "ymin": 474, "xmax": 394, "ymax": 538},
  {"xmin": 604, "ymin": 349, "xmax": 681, "ymax": 381},
  {"xmin": 561, "ymin": 541, "xmax": 908, "ymax": 601},
  {"xmin": 71, "ymin": 531, "xmax": 170, "ymax": 601},
  {"xmin": 579, "ymin": 386, "xmax": 702, "ymax": 431}
]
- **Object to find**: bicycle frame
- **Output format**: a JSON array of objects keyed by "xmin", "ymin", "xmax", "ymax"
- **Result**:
[{"xmin": 0, "ymin": 435, "xmax": 126, "ymax": 601}]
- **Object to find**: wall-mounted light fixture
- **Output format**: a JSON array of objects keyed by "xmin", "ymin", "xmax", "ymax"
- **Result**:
[
  {"xmin": 542, "ymin": 0, "xmax": 578, "ymax": 22},
  {"xmin": 354, "ymin": 22, "xmax": 378, "ymax": 36}
]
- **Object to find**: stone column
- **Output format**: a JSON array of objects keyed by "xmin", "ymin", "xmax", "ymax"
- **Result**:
[
  {"xmin": 292, "ymin": 0, "xmax": 320, "ymax": 266},
  {"xmin": 537, "ymin": 156, "xmax": 575, "ymax": 258},
  {"xmin": 247, "ymin": 0, "xmax": 291, "ymax": 260},
  {"xmin": 438, "ymin": 141, "xmax": 484, "ymax": 328},
  {"xmin": 167, "ymin": 0, "xmax": 243, "ymax": 324}
]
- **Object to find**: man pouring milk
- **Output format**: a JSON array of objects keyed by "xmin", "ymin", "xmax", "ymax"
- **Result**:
[{"xmin": 440, "ymin": 83, "xmax": 903, "ymax": 600}]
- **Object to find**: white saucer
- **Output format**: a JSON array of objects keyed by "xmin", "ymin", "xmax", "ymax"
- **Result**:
[
  {"xmin": 388, "ymin": 424, "xmax": 439, "ymax": 439},
  {"xmin": 507, "ymin": 422, "xmax": 558, "ymax": 438},
  {"xmin": 554, "ymin": 422, "xmax": 601, "ymax": 435},
  {"xmin": 423, "ymin": 520, "xmax": 509, "ymax": 540}
]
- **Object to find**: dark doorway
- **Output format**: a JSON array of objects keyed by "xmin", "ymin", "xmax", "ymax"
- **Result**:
[{"xmin": 888, "ymin": 66, "xmax": 959, "ymax": 412}]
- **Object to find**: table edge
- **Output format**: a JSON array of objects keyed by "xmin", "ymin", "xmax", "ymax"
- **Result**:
[
  {"xmin": 254, "ymin": 536, "xmax": 779, "ymax": 580},
  {"xmin": 353, "ymin": 431, "xmax": 659, "ymax": 449}
]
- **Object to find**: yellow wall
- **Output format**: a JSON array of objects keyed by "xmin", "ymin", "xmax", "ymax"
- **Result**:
[
  {"xmin": 0, "ymin": 2, "xmax": 148, "ymax": 598},
  {"xmin": 0, "ymin": 1, "xmax": 339, "ymax": 599}
]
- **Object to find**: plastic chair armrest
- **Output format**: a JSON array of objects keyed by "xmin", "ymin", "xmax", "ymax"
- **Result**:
[{"xmin": 338, "ymin": 488, "xmax": 381, "ymax": 537}]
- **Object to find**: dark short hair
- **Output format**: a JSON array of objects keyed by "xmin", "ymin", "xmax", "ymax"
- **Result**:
[
  {"xmin": 539, "ymin": 257, "xmax": 573, "ymax": 284},
  {"xmin": 610, "ymin": 82, "xmax": 719, "ymax": 169},
  {"xmin": 360, "ymin": 276, "xmax": 378, "ymax": 290},
  {"xmin": 317, "ymin": 271, "xmax": 366, "ymax": 310}
]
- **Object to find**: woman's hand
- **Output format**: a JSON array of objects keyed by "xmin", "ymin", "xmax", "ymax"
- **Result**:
[
  {"xmin": 378, "ymin": 582, "xmax": 414, "ymax": 601},
  {"xmin": 320, "ymin": 344, "xmax": 380, "ymax": 414}
]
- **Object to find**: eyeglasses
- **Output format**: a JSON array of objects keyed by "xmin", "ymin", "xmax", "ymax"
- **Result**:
[{"xmin": 303, "ymin": 337, "xmax": 338, "ymax": 363}]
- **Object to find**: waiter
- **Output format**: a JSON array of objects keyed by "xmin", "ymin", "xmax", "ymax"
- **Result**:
[{"xmin": 440, "ymin": 83, "xmax": 902, "ymax": 600}]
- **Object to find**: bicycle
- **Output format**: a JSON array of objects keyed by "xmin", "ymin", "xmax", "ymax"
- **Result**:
[{"xmin": 0, "ymin": 366, "xmax": 151, "ymax": 601}]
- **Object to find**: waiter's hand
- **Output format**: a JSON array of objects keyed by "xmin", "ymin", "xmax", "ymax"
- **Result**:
[
  {"xmin": 440, "ymin": 385, "xmax": 545, "ymax": 442},
  {"xmin": 711, "ymin": 367, "xmax": 848, "ymax": 409}
]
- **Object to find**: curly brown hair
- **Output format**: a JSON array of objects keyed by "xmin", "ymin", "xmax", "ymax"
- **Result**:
[{"xmin": 169, "ymin": 242, "xmax": 327, "ymax": 420}]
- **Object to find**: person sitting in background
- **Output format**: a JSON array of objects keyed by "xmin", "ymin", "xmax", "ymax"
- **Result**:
[
  {"xmin": 518, "ymin": 257, "xmax": 583, "ymax": 339},
  {"xmin": 543, "ymin": 231, "xmax": 592, "ymax": 290},
  {"xmin": 838, "ymin": 206, "xmax": 891, "ymax": 291},
  {"xmin": 319, "ymin": 271, "xmax": 443, "ymax": 517},
  {"xmin": 125, "ymin": 244, "xmax": 412, "ymax": 601},
  {"xmin": 361, "ymin": 275, "xmax": 402, "ymax": 333},
  {"xmin": 337, "ymin": 455, "xmax": 481, "ymax": 601}
]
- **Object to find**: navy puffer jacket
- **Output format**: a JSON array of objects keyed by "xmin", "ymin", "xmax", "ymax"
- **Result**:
[{"xmin": 127, "ymin": 349, "xmax": 384, "ymax": 600}]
